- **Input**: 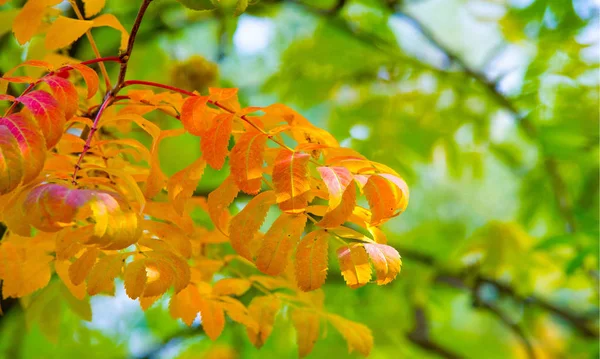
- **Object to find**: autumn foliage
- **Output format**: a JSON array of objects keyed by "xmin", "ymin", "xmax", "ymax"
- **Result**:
[{"xmin": 0, "ymin": 0, "xmax": 409, "ymax": 356}]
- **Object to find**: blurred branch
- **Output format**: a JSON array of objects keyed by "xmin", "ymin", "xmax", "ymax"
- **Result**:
[
  {"xmin": 400, "ymin": 249, "xmax": 599, "ymax": 339},
  {"xmin": 474, "ymin": 280, "xmax": 537, "ymax": 359},
  {"xmin": 134, "ymin": 326, "xmax": 205, "ymax": 359},
  {"xmin": 390, "ymin": 11, "xmax": 577, "ymax": 233},
  {"xmin": 407, "ymin": 306, "xmax": 463, "ymax": 359}
]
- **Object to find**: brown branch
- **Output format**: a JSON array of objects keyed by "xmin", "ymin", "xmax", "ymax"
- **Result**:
[{"xmin": 407, "ymin": 306, "xmax": 463, "ymax": 359}]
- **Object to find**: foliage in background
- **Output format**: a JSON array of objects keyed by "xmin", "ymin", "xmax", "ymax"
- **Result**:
[{"xmin": 0, "ymin": 0, "xmax": 598, "ymax": 358}]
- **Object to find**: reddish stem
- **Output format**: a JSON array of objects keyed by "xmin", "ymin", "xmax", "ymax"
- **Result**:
[
  {"xmin": 72, "ymin": 96, "xmax": 111, "ymax": 185},
  {"xmin": 79, "ymin": 56, "xmax": 122, "ymax": 66},
  {"xmin": 123, "ymin": 80, "xmax": 196, "ymax": 97}
]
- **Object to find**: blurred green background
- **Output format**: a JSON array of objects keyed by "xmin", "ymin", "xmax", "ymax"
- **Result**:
[{"xmin": 0, "ymin": 0, "xmax": 598, "ymax": 358}]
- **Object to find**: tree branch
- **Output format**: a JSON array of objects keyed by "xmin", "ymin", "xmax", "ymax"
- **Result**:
[
  {"xmin": 474, "ymin": 280, "xmax": 536, "ymax": 359},
  {"xmin": 402, "ymin": 250, "xmax": 599, "ymax": 339},
  {"xmin": 72, "ymin": 0, "xmax": 154, "ymax": 184}
]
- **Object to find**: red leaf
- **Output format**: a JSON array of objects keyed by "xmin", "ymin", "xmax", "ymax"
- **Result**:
[
  {"xmin": 42, "ymin": 76, "xmax": 78, "ymax": 119},
  {"xmin": 17, "ymin": 90, "xmax": 65, "ymax": 149},
  {"xmin": 0, "ymin": 113, "xmax": 46, "ymax": 184}
]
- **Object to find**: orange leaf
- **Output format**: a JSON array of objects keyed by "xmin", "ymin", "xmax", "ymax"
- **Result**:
[
  {"xmin": 272, "ymin": 149, "xmax": 311, "ymax": 213},
  {"xmin": 199, "ymin": 297, "xmax": 226, "ymax": 340},
  {"xmin": 230, "ymin": 129, "xmax": 267, "ymax": 194},
  {"xmin": 66, "ymin": 63, "xmax": 99, "ymax": 99},
  {"xmin": 69, "ymin": 247, "xmax": 100, "ymax": 286},
  {"xmin": 295, "ymin": 230, "xmax": 329, "ymax": 291},
  {"xmin": 201, "ymin": 113, "xmax": 233, "ymax": 170},
  {"xmin": 318, "ymin": 182, "xmax": 356, "ymax": 228},
  {"xmin": 363, "ymin": 243, "xmax": 401, "ymax": 285},
  {"xmin": 167, "ymin": 156, "xmax": 206, "ymax": 215},
  {"xmin": 181, "ymin": 96, "xmax": 211, "ymax": 136},
  {"xmin": 169, "ymin": 284, "xmax": 202, "ymax": 326},
  {"xmin": 292, "ymin": 308, "xmax": 320, "ymax": 358},
  {"xmin": 363, "ymin": 174, "xmax": 408, "ymax": 225},
  {"xmin": 246, "ymin": 296, "xmax": 281, "ymax": 348},
  {"xmin": 55, "ymin": 259, "xmax": 86, "ymax": 300},
  {"xmin": 256, "ymin": 213, "xmax": 307, "ymax": 275},
  {"xmin": 86, "ymin": 253, "xmax": 126, "ymax": 295},
  {"xmin": 45, "ymin": 16, "xmax": 93, "ymax": 50},
  {"xmin": 42, "ymin": 76, "xmax": 78, "ymax": 120},
  {"xmin": 17, "ymin": 90, "xmax": 65, "ymax": 148},
  {"xmin": 124, "ymin": 259, "xmax": 147, "ymax": 299},
  {"xmin": 209, "ymin": 87, "xmax": 240, "ymax": 112},
  {"xmin": 207, "ymin": 176, "xmax": 238, "ymax": 235},
  {"xmin": 317, "ymin": 166, "xmax": 353, "ymax": 209},
  {"xmin": 228, "ymin": 191, "xmax": 275, "ymax": 260},
  {"xmin": 337, "ymin": 244, "xmax": 371, "ymax": 289}
]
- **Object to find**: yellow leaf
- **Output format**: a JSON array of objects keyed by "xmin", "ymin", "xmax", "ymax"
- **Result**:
[
  {"xmin": 295, "ymin": 230, "xmax": 329, "ymax": 291},
  {"xmin": 228, "ymin": 190, "xmax": 275, "ymax": 260},
  {"xmin": 69, "ymin": 247, "xmax": 100, "ymax": 286},
  {"xmin": 0, "ymin": 241, "xmax": 52, "ymax": 298},
  {"xmin": 45, "ymin": 16, "xmax": 94, "ymax": 50},
  {"xmin": 363, "ymin": 243, "xmax": 401, "ymax": 285},
  {"xmin": 92, "ymin": 14, "xmax": 129, "ymax": 51},
  {"xmin": 246, "ymin": 296, "xmax": 281, "ymax": 348},
  {"xmin": 83, "ymin": 0, "xmax": 105, "ymax": 18},
  {"xmin": 292, "ymin": 308, "xmax": 320, "ymax": 358},
  {"xmin": 212, "ymin": 278, "xmax": 251, "ymax": 297},
  {"xmin": 337, "ymin": 244, "xmax": 371, "ymax": 289},
  {"xmin": 328, "ymin": 314, "xmax": 373, "ymax": 356},
  {"xmin": 256, "ymin": 213, "xmax": 307, "ymax": 275},
  {"xmin": 12, "ymin": 0, "xmax": 62, "ymax": 45}
]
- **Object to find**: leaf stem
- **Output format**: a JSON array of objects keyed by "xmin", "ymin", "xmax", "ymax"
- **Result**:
[{"xmin": 68, "ymin": 0, "xmax": 112, "ymax": 91}]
